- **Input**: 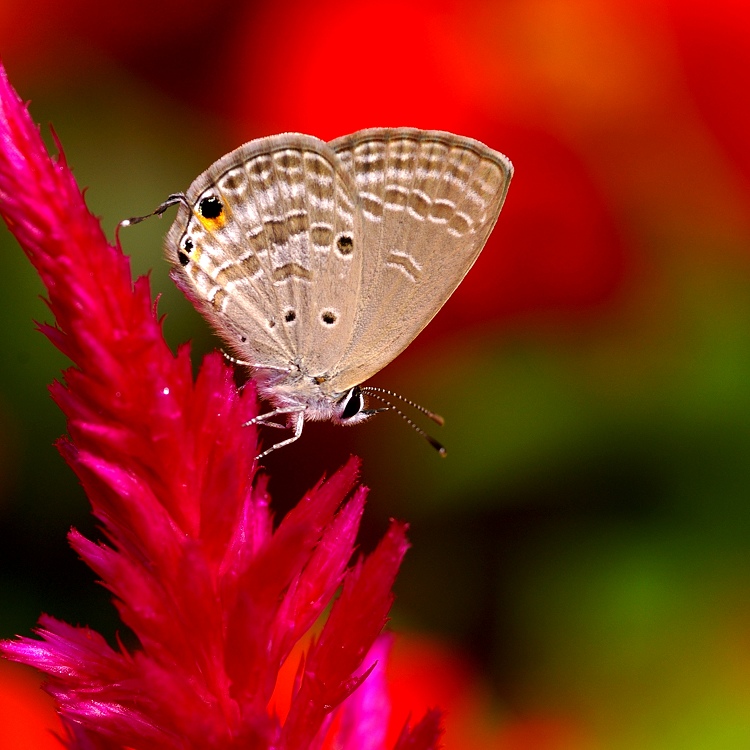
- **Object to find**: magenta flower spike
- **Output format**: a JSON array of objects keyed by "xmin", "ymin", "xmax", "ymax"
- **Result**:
[{"xmin": 0, "ymin": 63, "xmax": 442, "ymax": 750}]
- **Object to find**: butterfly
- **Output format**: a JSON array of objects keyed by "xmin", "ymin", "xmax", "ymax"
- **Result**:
[{"xmin": 124, "ymin": 128, "xmax": 512, "ymax": 458}]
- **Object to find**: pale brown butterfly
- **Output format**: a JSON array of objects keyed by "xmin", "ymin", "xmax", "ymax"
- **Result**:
[{"xmin": 123, "ymin": 128, "xmax": 513, "ymax": 459}]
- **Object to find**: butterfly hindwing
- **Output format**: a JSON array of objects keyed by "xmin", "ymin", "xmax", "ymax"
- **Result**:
[{"xmin": 327, "ymin": 128, "xmax": 513, "ymax": 390}]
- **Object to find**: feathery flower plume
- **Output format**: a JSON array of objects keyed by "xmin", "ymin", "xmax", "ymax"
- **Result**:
[{"xmin": 0, "ymin": 62, "xmax": 442, "ymax": 750}]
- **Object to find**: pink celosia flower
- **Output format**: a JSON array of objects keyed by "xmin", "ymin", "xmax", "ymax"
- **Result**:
[{"xmin": 0, "ymin": 62, "xmax": 442, "ymax": 750}]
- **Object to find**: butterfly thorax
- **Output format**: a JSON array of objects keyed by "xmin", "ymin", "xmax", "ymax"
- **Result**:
[{"xmin": 253, "ymin": 366, "xmax": 369, "ymax": 425}]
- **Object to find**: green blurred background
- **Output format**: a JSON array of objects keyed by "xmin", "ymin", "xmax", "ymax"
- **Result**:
[{"xmin": 3, "ymin": 0, "xmax": 750, "ymax": 747}]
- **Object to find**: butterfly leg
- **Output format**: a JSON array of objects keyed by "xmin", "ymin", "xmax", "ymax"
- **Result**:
[
  {"xmin": 245, "ymin": 408, "xmax": 306, "ymax": 460},
  {"xmin": 223, "ymin": 350, "xmax": 293, "ymax": 371},
  {"xmin": 244, "ymin": 407, "xmax": 304, "ymax": 429},
  {"xmin": 222, "ymin": 350, "xmax": 253, "ymax": 367}
]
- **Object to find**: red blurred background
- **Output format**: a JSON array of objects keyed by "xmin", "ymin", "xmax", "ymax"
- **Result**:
[{"xmin": 3, "ymin": 1, "xmax": 750, "ymax": 747}]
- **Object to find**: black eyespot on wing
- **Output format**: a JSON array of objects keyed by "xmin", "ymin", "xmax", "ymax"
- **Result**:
[
  {"xmin": 336, "ymin": 234, "xmax": 353, "ymax": 255},
  {"xmin": 199, "ymin": 195, "xmax": 223, "ymax": 219},
  {"xmin": 177, "ymin": 236, "xmax": 194, "ymax": 266},
  {"xmin": 177, "ymin": 237, "xmax": 194, "ymax": 266},
  {"xmin": 285, "ymin": 310, "xmax": 296, "ymax": 323},
  {"xmin": 321, "ymin": 310, "xmax": 337, "ymax": 325}
]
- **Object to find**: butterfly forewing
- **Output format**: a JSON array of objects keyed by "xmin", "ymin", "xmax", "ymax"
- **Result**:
[
  {"xmin": 165, "ymin": 134, "xmax": 364, "ymax": 375},
  {"xmin": 328, "ymin": 128, "xmax": 513, "ymax": 390}
]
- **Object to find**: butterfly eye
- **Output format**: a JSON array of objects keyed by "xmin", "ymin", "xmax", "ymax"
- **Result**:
[
  {"xmin": 339, "ymin": 386, "xmax": 364, "ymax": 420},
  {"xmin": 199, "ymin": 195, "xmax": 223, "ymax": 219}
]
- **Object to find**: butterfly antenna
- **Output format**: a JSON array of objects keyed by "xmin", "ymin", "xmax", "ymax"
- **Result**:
[
  {"xmin": 362, "ymin": 389, "xmax": 447, "ymax": 457},
  {"xmin": 118, "ymin": 193, "xmax": 190, "ymax": 228},
  {"xmin": 360, "ymin": 386, "xmax": 445, "ymax": 426}
]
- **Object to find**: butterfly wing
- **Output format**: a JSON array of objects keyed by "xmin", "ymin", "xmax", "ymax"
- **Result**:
[
  {"xmin": 327, "ymin": 128, "xmax": 513, "ymax": 390},
  {"xmin": 165, "ymin": 134, "xmax": 364, "ymax": 376}
]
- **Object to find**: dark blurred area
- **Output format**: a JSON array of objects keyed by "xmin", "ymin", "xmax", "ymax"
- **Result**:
[{"xmin": 3, "ymin": 0, "xmax": 750, "ymax": 746}]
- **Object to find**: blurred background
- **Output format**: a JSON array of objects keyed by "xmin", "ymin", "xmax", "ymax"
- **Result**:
[{"xmin": 2, "ymin": 0, "xmax": 750, "ymax": 747}]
